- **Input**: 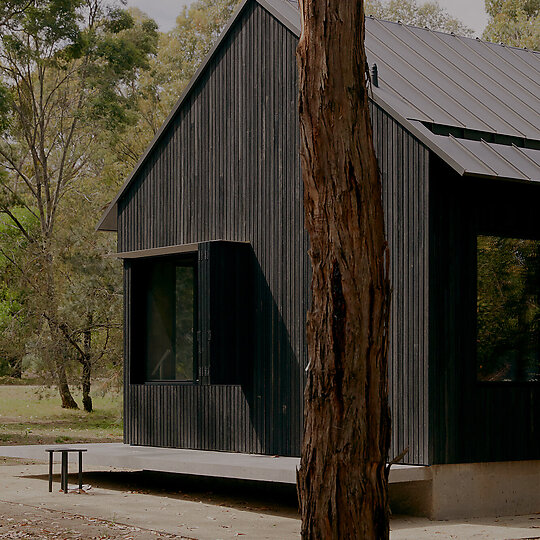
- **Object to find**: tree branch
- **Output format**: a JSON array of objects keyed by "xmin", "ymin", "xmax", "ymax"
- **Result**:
[{"xmin": 0, "ymin": 206, "xmax": 33, "ymax": 242}]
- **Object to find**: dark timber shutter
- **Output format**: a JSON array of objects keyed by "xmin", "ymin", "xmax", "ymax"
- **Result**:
[
  {"xmin": 198, "ymin": 244, "xmax": 211, "ymax": 384},
  {"xmin": 197, "ymin": 241, "xmax": 254, "ymax": 386}
]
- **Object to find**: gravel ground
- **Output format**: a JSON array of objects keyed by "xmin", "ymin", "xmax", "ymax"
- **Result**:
[
  {"xmin": 0, "ymin": 501, "xmax": 184, "ymax": 539},
  {"xmin": 0, "ymin": 461, "xmax": 300, "ymax": 539}
]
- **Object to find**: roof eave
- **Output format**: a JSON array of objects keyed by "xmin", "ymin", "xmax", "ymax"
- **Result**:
[
  {"xmin": 369, "ymin": 91, "xmax": 467, "ymax": 176},
  {"xmin": 96, "ymin": 204, "xmax": 118, "ymax": 232}
]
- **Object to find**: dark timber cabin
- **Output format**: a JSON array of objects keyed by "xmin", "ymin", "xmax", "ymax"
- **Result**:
[{"xmin": 98, "ymin": 0, "xmax": 540, "ymax": 468}]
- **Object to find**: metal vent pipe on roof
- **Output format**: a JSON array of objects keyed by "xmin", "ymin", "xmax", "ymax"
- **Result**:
[{"xmin": 371, "ymin": 63, "xmax": 379, "ymax": 87}]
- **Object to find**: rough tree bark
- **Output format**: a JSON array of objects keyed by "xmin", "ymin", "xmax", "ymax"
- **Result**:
[
  {"xmin": 296, "ymin": 1, "xmax": 391, "ymax": 538},
  {"xmin": 81, "ymin": 312, "xmax": 93, "ymax": 413},
  {"xmin": 43, "ymin": 254, "xmax": 79, "ymax": 410}
]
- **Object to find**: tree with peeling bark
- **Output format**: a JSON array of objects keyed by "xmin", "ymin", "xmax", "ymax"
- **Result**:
[
  {"xmin": 0, "ymin": 0, "xmax": 157, "ymax": 408},
  {"xmin": 296, "ymin": 0, "xmax": 391, "ymax": 538}
]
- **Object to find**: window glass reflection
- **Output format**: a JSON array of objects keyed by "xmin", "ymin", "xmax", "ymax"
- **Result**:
[{"xmin": 477, "ymin": 236, "xmax": 540, "ymax": 382}]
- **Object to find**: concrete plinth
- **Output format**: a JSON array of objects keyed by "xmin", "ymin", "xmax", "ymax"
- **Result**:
[
  {"xmin": 430, "ymin": 460, "xmax": 540, "ymax": 519},
  {"xmin": 390, "ymin": 460, "xmax": 540, "ymax": 519}
]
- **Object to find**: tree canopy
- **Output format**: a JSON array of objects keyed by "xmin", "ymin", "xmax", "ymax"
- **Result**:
[
  {"xmin": 0, "ymin": 0, "xmax": 157, "ymax": 408},
  {"xmin": 484, "ymin": 0, "xmax": 540, "ymax": 49},
  {"xmin": 365, "ymin": 0, "xmax": 473, "ymax": 35},
  {"xmin": 0, "ymin": 0, "xmax": 243, "ymax": 407}
]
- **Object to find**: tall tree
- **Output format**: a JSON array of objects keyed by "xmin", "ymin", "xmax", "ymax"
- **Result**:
[
  {"xmin": 484, "ymin": 0, "xmax": 539, "ymax": 49},
  {"xmin": 365, "ymin": 0, "xmax": 473, "ymax": 35},
  {"xmin": 110, "ymin": 0, "xmax": 241, "ymax": 169},
  {"xmin": 0, "ymin": 207, "xmax": 36, "ymax": 378},
  {"xmin": 296, "ymin": 0, "xmax": 391, "ymax": 538},
  {"xmin": 0, "ymin": 0, "xmax": 157, "ymax": 408},
  {"xmin": 0, "ymin": 0, "xmax": 32, "ymax": 28}
]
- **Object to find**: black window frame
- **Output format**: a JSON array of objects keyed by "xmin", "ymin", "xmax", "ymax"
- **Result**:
[{"xmin": 130, "ymin": 253, "xmax": 199, "ymax": 385}]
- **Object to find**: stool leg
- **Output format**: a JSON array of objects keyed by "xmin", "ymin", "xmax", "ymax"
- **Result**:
[
  {"xmin": 61, "ymin": 452, "xmax": 68, "ymax": 493},
  {"xmin": 48, "ymin": 453, "xmax": 53, "ymax": 493},
  {"xmin": 78, "ymin": 451, "xmax": 83, "ymax": 490}
]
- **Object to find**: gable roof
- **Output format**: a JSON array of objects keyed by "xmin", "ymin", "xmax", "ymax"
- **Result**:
[
  {"xmin": 98, "ymin": 0, "xmax": 540, "ymax": 231},
  {"xmin": 363, "ymin": 16, "xmax": 540, "ymax": 184},
  {"xmin": 365, "ymin": 18, "xmax": 539, "ymax": 140}
]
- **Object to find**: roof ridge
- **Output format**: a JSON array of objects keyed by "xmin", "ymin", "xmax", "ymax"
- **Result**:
[
  {"xmin": 364, "ymin": 14, "xmax": 540, "ymax": 55},
  {"xmin": 271, "ymin": 0, "xmax": 539, "ymax": 55}
]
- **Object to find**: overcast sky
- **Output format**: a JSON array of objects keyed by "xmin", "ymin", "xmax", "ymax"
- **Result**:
[{"xmin": 125, "ymin": 0, "xmax": 489, "ymax": 36}]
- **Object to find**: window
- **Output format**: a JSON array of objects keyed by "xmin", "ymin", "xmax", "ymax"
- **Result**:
[
  {"xmin": 129, "ymin": 241, "xmax": 253, "ymax": 386},
  {"xmin": 137, "ymin": 256, "xmax": 197, "ymax": 382},
  {"xmin": 477, "ymin": 235, "xmax": 540, "ymax": 382}
]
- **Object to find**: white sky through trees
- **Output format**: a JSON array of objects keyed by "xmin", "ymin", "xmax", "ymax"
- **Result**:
[{"xmin": 125, "ymin": 0, "xmax": 489, "ymax": 36}]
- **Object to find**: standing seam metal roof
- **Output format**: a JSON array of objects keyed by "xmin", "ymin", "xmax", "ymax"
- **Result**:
[
  {"xmin": 363, "ymin": 15, "xmax": 540, "ymax": 183},
  {"xmin": 97, "ymin": 0, "xmax": 540, "ymax": 231}
]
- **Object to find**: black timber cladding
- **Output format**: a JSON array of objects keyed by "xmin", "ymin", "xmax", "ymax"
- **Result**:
[
  {"xmin": 119, "ymin": 1, "xmax": 430, "ymax": 462},
  {"xmin": 372, "ymin": 103, "xmax": 430, "ymax": 465},
  {"xmin": 429, "ymin": 159, "xmax": 540, "ymax": 464},
  {"xmin": 121, "ymin": 2, "xmax": 307, "ymax": 456}
]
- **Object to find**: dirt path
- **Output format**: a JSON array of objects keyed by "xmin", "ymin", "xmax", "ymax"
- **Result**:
[
  {"xmin": 0, "ymin": 462, "xmax": 301, "ymax": 539},
  {"xmin": 0, "ymin": 501, "xmax": 183, "ymax": 539}
]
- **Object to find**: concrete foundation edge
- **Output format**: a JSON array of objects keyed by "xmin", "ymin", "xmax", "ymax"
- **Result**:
[{"xmin": 390, "ymin": 460, "xmax": 540, "ymax": 520}]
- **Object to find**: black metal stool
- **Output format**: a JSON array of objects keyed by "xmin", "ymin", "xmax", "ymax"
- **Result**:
[{"xmin": 46, "ymin": 448, "xmax": 87, "ymax": 493}]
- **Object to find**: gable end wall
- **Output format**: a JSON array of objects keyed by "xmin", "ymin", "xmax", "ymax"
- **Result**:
[{"xmin": 118, "ymin": 1, "xmax": 431, "ymax": 463}]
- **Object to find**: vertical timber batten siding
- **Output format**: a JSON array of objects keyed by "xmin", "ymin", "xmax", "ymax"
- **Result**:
[
  {"xmin": 119, "ymin": 1, "xmax": 431, "ymax": 462},
  {"xmin": 371, "ymin": 103, "xmax": 430, "ymax": 465},
  {"xmin": 120, "ymin": 3, "xmax": 307, "ymax": 456},
  {"xmin": 429, "ymin": 160, "xmax": 540, "ymax": 464}
]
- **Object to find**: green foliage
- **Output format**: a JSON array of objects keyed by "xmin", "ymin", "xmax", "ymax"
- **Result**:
[
  {"xmin": 0, "ymin": 0, "xmax": 33, "ymax": 28},
  {"xmin": 0, "ymin": 207, "xmax": 38, "ymax": 377},
  {"xmin": 2, "ymin": 0, "xmax": 83, "ymax": 65},
  {"xmin": 365, "ymin": 0, "xmax": 473, "ymax": 35},
  {"xmin": 0, "ymin": 0, "xmax": 157, "ymax": 405},
  {"xmin": 83, "ymin": 9, "xmax": 158, "ymax": 127},
  {"xmin": 0, "ymin": 0, "xmax": 248, "ymax": 406},
  {"xmin": 484, "ymin": 0, "xmax": 540, "ymax": 49},
  {"xmin": 477, "ymin": 236, "xmax": 540, "ymax": 381},
  {"xmin": 0, "ymin": 84, "xmax": 12, "ymax": 134}
]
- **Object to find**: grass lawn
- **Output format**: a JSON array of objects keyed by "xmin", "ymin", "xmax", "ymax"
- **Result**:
[{"xmin": 0, "ymin": 382, "xmax": 122, "ymax": 446}]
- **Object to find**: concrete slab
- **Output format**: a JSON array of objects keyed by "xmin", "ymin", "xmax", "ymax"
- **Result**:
[
  {"xmin": 390, "ymin": 515, "xmax": 540, "ymax": 539},
  {"xmin": 0, "ymin": 443, "xmax": 429, "ymax": 484}
]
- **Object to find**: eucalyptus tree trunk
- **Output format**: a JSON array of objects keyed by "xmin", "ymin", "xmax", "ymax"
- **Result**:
[
  {"xmin": 81, "ymin": 312, "xmax": 93, "ymax": 413},
  {"xmin": 43, "ymin": 253, "xmax": 79, "ymax": 410},
  {"xmin": 296, "ymin": 0, "xmax": 391, "ymax": 538},
  {"xmin": 55, "ymin": 354, "xmax": 78, "ymax": 410}
]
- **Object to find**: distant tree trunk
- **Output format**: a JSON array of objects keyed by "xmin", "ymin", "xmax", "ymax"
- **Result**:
[
  {"xmin": 81, "ymin": 312, "xmax": 93, "ymax": 412},
  {"xmin": 43, "ymin": 252, "xmax": 79, "ymax": 410},
  {"xmin": 296, "ymin": 0, "xmax": 391, "ymax": 538},
  {"xmin": 81, "ymin": 358, "xmax": 92, "ymax": 412},
  {"xmin": 8, "ymin": 357, "xmax": 22, "ymax": 378},
  {"xmin": 55, "ymin": 355, "xmax": 78, "ymax": 409}
]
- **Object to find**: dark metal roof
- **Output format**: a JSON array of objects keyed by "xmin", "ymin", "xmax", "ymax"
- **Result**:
[
  {"xmin": 415, "ymin": 125, "xmax": 540, "ymax": 181},
  {"xmin": 98, "ymin": 0, "xmax": 540, "ymax": 231},
  {"xmin": 365, "ymin": 18, "xmax": 540, "ymax": 140}
]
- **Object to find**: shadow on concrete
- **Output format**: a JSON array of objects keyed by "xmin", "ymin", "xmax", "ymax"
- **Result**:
[{"xmin": 23, "ymin": 469, "xmax": 300, "ymax": 519}]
